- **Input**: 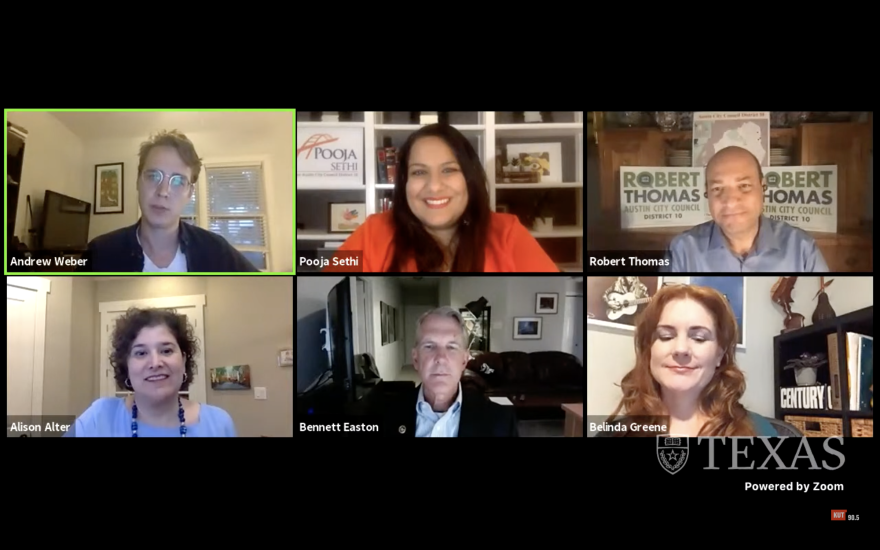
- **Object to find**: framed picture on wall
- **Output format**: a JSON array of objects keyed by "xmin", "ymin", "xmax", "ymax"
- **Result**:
[
  {"xmin": 513, "ymin": 317, "xmax": 542, "ymax": 339},
  {"xmin": 535, "ymin": 293, "xmax": 558, "ymax": 314},
  {"xmin": 586, "ymin": 276, "xmax": 663, "ymax": 331},
  {"xmin": 94, "ymin": 162, "xmax": 124, "ymax": 214}
]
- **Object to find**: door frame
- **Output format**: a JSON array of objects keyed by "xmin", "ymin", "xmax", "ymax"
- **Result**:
[
  {"xmin": 562, "ymin": 287, "xmax": 583, "ymax": 360},
  {"xmin": 98, "ymin": 294, "xmax": 207, "ymax": 402},
  {"xmin": 358, "ymin": 277, "xmax": 375, "ymax": 358},
  {"xmin": 7, "ymin": 276, "xmax": 51, "ymax": 416}
]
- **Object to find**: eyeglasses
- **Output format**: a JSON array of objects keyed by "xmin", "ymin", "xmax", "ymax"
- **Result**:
[{"xmin": 141, "ymin": 169, "xmax": 191, "ymax": 192}]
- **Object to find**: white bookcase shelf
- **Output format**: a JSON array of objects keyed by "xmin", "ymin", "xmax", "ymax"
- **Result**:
[{"xmin": 296, "ymin": 111, "xmax": 583, "ymax": 271}]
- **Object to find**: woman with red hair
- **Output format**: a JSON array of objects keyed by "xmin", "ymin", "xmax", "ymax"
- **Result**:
[{"xmin": 601, "ymin": 283, "xmax": 778, "ymax": 437}]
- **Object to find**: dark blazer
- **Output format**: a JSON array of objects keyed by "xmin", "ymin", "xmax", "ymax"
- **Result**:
[
  {"xmin": 78, "ymin": 219, "xmax": 259, "ymax": 272},
  {"xmin": 349, "ymin": 383, "xmax": 519, "ymax": 437}
]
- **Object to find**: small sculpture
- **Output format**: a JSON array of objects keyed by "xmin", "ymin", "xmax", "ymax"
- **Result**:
[
  {"xmin": 771, "ymin": 276, "xmax": 805, "ymax": 334},
  {"xmin": 811, "ymin": 277, "xmax": 837, "ymax": 324},
  {"xmin": 784, "ymin": 352, "xmax": 828, "ymax": 386}
]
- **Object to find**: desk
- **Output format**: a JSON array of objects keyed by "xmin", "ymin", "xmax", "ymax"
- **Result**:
[{"xmin": 561, "ymin": 403, "xmax": 583, "ymax": 437}]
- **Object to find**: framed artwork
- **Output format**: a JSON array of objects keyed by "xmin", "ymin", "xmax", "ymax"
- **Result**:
[
  {"xmin": 94, "ymin": 162, "xmax": 124, "ymax": 214},
  {"xmin": 535, "ymin": 292, "xmax": 558, "ymax": 314},
  {"xmin": 210, "ymin": 365, "xmax": 251, "ymax": 390},
  {"xmin": 328, "ymin": 202, "xmax": 366, "ymax": 233},
  {"xmin": 586, "ymin": 276, "xmax": 662, "ymax": 331},
  {"xmin": 683, "ymin": 276, "xmax": 746, "ymax": 349},
  {"xmin": 513, "ymin": 316, "xmax": 542, "ymax": 339},
  {"xmin": 380, "ymin": 301, "xmax": 397, "ymax": 345},
  {"xmin": 506, "ymin": 142, "xmax": 563, "ymax": 183},
  {"xmin": 277, "ymin": 348, "xmax": 293, "ymax": 367}
]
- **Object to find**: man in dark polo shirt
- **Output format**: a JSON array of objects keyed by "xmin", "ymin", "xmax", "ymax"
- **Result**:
[{"xmin": 79, "ymin": 130, "xmax": 258, "ymax": 272}]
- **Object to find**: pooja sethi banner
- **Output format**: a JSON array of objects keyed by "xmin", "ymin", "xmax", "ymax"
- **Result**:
[{"xmin": 620, "ymin": 165, "xmax": 838, "ymax": 232}]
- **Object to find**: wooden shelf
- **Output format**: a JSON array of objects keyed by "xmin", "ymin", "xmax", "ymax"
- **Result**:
[{"xmin": 773, "ymin": 306, "xmax": 873, "ymax": 437}]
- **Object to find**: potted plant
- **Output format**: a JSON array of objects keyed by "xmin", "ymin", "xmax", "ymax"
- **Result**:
[
  {"xmin": 784, "ymin": 352, "xmax": 828, "ymax": 386},
  {"xmin": 524, "ymin": 191, "xmax": 554, "ymax": 232}
]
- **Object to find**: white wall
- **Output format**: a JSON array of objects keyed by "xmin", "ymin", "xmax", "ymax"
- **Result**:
[
  {"xmin": 83, "ymin": 126, "xmax": 293, "ymax": 271},
  {"xmin": 7, "ymin": 112, "xmax": 85, "ymax": 248},
  {"xmin": 449, "ymin": 276, "xmax": 569, "ymax": 352},
  {"xmin": 369, "ymin": 278, "xmax": 405, "ymax": 380},
  {"xmin": 587, "ymin": 276, "xmax": 874, "ymax": 418}
]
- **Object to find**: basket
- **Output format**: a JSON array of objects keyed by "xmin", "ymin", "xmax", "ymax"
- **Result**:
[
  {"xmin": 784, "ymin": 415, "xmax": 843, "ymax": 437},
  {"xmin": 851, "ymin": 418, "xmax": 873, "ymax": 438}
]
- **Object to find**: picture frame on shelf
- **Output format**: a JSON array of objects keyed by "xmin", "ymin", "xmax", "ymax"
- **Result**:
[
  {"xmin": 535, "ymin": 293, "xmax": 558, "ymax": 314},
  {"xmin": 513, "ymin": 317, "xmax": 542, "ymax": 340},
  {"xmin": 506, "ymin": 142, "xmax": 563, "ymax": 183},
  {"xmin": 94, "ymin": 162, "xmax": 125, "ymax": 214},
  {"xmin": 328, "ymin": 202, "xmax": 366, "ymax": 233}
]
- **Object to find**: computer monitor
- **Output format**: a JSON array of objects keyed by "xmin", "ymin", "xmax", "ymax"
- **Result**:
[{"xmin": 327, "ymin": 277, "xmax": 356, "ymax": 402}]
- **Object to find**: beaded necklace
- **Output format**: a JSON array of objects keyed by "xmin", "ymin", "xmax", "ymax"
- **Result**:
[{"xmin": 131, "ymin": 397, "xmax": 187, "ymax": 437}]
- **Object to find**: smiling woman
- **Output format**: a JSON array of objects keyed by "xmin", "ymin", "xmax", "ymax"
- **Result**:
[
  {"xmin": 324, "ymin": 124, "xmax": 559, "ymax": 273},
  {"xmin": 64, "ymin": 308, "xmax": 236, "ymax": 437}
]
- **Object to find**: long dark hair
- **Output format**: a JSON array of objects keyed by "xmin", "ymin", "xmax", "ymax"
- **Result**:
[{"xmin": 390, "ymin": 124, "xmax": 491, "ymax": 272}]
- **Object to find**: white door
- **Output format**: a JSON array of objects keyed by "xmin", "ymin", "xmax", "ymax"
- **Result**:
[
  {"xmin": 563, "ymin": 294, "xmax": 584, "ymax": 364},
  {"xmin": 7, "ymin": 277, "xmax": 49, "ymax": 420},
  {"xmin": 98, "ymin": 295, "xmax": 207, "ymax": 405}
]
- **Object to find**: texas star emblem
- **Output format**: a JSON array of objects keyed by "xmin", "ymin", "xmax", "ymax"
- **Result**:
[{"xmin": 657, "ymin": 435, "xmax": 689, "ymax": 475}]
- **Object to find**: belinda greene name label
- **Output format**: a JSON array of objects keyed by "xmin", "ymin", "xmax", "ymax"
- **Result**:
[{"xmin": 745, "ymin": 481, "xmax": 844, "ymax": 492}]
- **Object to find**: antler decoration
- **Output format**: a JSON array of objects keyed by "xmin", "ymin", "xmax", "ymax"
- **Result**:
[{"xmin": 813, "ymin": 276, "xmax": 835, "ymax": 300}]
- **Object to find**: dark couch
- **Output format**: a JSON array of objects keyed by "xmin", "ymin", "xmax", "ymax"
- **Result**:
[{"xmin": 463, "ymin": 351, "xmax": 583, "ymax": 418}]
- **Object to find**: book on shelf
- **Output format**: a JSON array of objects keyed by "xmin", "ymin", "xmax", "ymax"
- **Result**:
[
  {"xmin": 828, "ymin": 332, "xmax": 873, "ymax": 411},
  {"xmin": 376, "ymin": 146, "xmax": 399, "ymax": 184},
  {"xmin": 779, "ymin": 384, "xmax": 832, "ymax": 410}
]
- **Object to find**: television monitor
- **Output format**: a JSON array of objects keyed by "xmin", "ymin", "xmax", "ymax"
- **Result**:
[
  {"xmin": 40, "ymin": 190, "xmax": 91, "ymax": 251},
  {"xmin": 327, "ymin": 277, "xmax": 356, "ymax": 402}
]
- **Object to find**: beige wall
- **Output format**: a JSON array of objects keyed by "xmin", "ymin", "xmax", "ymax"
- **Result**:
[{"xmin": 37, "ymin": 276, "xmax": 293, "ymax": 437}]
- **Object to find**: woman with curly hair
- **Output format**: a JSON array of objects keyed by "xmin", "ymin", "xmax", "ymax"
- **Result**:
[
  {"xmin": 600, "ymin": 283, "xmax": 777, "ymax": 437},
  {"xmin": 65, "ymin": 308, "xmax": 236, "ymax": 437}
]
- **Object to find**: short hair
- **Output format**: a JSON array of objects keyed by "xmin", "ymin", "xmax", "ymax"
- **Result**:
[
  {"xmin": 109, "ymin": 308, "xmax": 200, "ymax": 391},
  {"xmin": 705, "ymin": 146, "xmax": 763, "ymax": 187},
  {"xmin": 138, "ymin": 129, "xmax": 203, "ymax": 183},
  {"xmin": 413, "ymin": 306, "xmax": 468, "ymax": 348}
]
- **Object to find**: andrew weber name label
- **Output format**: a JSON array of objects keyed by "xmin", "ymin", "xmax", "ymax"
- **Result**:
[{"xmin": 620, "ymin": 165, "xmax": 838, "ymax": 232}]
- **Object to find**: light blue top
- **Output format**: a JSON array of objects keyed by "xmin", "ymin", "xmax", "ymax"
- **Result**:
[
  {"xmin": 64, "ymin": 397, "xmax": 236, "ymax": 437},
  {"xmin": 662, "ymin": 216, "xmax": 829, "ymax": 272},
  {"xmin": 415, "ymin": 382, "xmax": 463, "ymax": 438},
  {"xmin": 748, "ymin": 411, "xmax": 779, "ymax": 436}
]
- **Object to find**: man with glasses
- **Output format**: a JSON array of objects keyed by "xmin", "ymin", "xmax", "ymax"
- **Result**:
[
  {"xmin": 80, "ymin": 130, "xmax": 258, "ymax": 272},
  {"xmin": 662, "ymin": 146, "xmax": 828, "ymax": 273}
]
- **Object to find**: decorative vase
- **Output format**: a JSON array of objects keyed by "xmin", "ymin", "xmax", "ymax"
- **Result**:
[
  {"xmin": 534, "ymin": 217, "xmax": 554, "ymax": 232},
  {"xmin": 654, "ymin": 111, "xmax": 679, "ymax": 132},
  {"xmin": 812, "ymin": 292, "xmax": 836, "ymax": 324},
  {"xmin": 794, "ymin": 366, "xmax": 818, "ymax": 386}
]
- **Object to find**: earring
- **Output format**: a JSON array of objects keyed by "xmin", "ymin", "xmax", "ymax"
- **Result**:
[
  {"xmin": 182, "ymin": 373, "xmax": 188, "ymax": 383},
  {"xmin": 125, "ymin": 378, "xmax": 133, "ymax": 390}
]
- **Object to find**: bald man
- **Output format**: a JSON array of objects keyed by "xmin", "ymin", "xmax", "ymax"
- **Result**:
[{"xmin": 662, "ymin": 146, "xmax": 828, "ymax": 272}]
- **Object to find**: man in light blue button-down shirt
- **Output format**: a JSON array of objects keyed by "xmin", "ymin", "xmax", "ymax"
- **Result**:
[{"xmin": 662, "ymin": 146, "xmax": 829, "ymax": 273}]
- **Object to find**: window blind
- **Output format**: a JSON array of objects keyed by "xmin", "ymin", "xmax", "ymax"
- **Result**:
[{"xmin": 181, "ymin": 163, "xmax": 270, "ymax": 270}]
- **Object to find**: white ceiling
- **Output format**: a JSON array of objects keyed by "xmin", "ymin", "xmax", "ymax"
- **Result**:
[{"xmin": 50, "ymin": 111, "xmax": 290, "ymax": 140}]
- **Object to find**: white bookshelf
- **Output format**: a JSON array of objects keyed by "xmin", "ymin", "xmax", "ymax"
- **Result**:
[{"xmin": 296, "ymin": 111, "xmax": 583, "ymax": 271}]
